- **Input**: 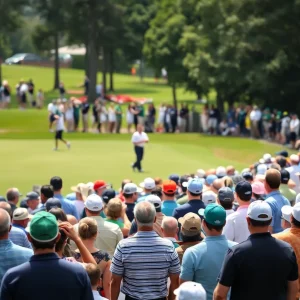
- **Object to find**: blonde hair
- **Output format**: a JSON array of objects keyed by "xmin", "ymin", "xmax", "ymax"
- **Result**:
[
  {"xmin": 105, "ymin": 198, "xmax": 122, "ymax": 219},
  {"xmin": 223, "ymin": 176, "xmax": 234, "ymax": 188},
  {"xmin": 78, "ymin": 217, "xmax": 97, "ymax": 240}
]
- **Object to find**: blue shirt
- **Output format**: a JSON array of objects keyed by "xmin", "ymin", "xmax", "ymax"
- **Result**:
[
  {"xmin": 9, "ymin": 226, "xmax": 32, "ymax": 249},
  {"xmin": 55, "ymin": 194, "xmax": 79, "ymax": 219},
  {"xmin": 0, "ymin": 239, "xmax": 33, "ymax": 282},
  {"xmin": 0, "ymin": 253, "xmax": 94, "ymax": 300},
  {"xmin": 12, "ymin": 224, "xmax": 26, "ymax": 233},
  {"xmin": 162, "ymin": 200, "xmax": 179, "ymax": 216},
  {"xmin": 265, "ymin": 191, "xmax": 290, "ymax": 234},
  {"xmin": 137, "ymin": 193, "xmax": 151, "ymax": 203},
  {"xmin": 32, "ymin": 204, "xmax": 46, "ymax": 214},
  {"xmin": 180, "ymin": 235, "xmax": 237, "ymax": 300},
  {"xmin": 172, "ymin": 200, "xmax": 206, "ymax": 220},
  {"xmin": 66, "ymin": 192, "xmax": 76, "ymax": 200}
]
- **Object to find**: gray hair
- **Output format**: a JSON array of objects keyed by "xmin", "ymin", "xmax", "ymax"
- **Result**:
[
  {"xmin": 161, "ymin": 217, "xmax": 178, "ymax": 234},
  {"xmin": 0, "ymin": 208, "xmax": 11, "ymax": 237},
  {"xmin": 134, "ymin": 202, "xmax": 156, "ymax": 227}
]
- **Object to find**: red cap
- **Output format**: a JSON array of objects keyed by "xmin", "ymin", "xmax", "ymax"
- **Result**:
[
  {"xmin": 162, "ymin": 180, "xmax": 177, "ymax": 193},
  {"xmin": 94, "ymin": 180, "xmax": 107, "ymax": 191}
]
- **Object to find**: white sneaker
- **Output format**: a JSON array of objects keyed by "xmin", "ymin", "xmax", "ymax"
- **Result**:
[{"xmin": 67, "ymin": 142, "xmax": 71, "ymax": 149}]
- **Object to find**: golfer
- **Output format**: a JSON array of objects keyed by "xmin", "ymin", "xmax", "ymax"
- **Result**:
[
  {"xmin": 131, "ymin": 124, "xmax": 149, "ymax": 172},
  {"xmin": 53, "ymin": 110, "xmax": 71, "ymax": 151}
]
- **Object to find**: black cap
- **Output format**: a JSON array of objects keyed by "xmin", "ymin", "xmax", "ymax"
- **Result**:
[
  {"xmin": 46, "ymin": 198, "xmax": 62, "ymax": 211},
  {"xmin": 231, "ymin": 175, "xmax": 245, "ymax": 186},
  {"xmin": 242, "ymin": 171, "xmax": 253, "ymax": 181},
  {"xmin": 102, "ymin": 189, "xmax": 116, "ymax": 204},
  {"xmin": 235, "ymin": 181, "xmax": 252, "ymax": 201},
  {"xmin": 280, "ymin": 169, "xmax": 290, "ymax": 184},
  {"xmin": 218, "ymin": 187, "xmax": 234, "ymax": 202},
  {"xmin": 169, "ymin": 174, "xmax": 180, "ymax": 185},
  {"xmin": 276, "ymin": 150, "xmax": 288, "ymax": 158}
]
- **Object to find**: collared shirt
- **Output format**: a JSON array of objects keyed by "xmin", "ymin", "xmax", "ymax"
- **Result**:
[
  {"xmin": 286, "ymin": 165, "xmax": 300, "ymax": 194},
  {"xmin": 165, "ymin": 237, "xmax": 180, "ymax": 248},
  {"xmin": 225, "ymin": 209, "xmax": 235, "ymax": 217},
  {"xmin": 125, "ymin": 203, "xmax": 135, "ymax": 222},
  {"xmin": 131, "ymin": 131, "xmax": 149, "ymax": 148},
  {"xmin": 176, "ymin": 194, "xmax": 188, "ymax": 205},
  {"xmin": 162, "ymin": 200, "xmax": 179, "ymax": 216},
  {"xmin": 176, "ymin": 241, "xmax": 201, "ymax": 263},
  {"xmin": 111, "ymin": 231, "xmax": 180, "ymax": 299},
  {"xmin": 172, "ymin": 199, "xmax": 206, "ymax": 220},
  {"xmin": 137, "ymin": 193, "xmax": 151, "ymax": 203},
  {"xmin": 274, "ymin": 228, "xmax": 300, "ymax": 298},
  {"xmin": 218, "ymin": 233, "xmax": 298, "ymax": 300},
  {"xmin": 32, "ymin": 204, "xmax": 46, "ymax": 214},
  {"xmin": 9, "ymin": 226, "xmax": 32, "ymax": 249},
  {"xmin": 279, "ymin": 184, "xmax": 297, "ymax": 202},
  {"xmin": 181, "ymin": 235, "xmax": 236, "ymax": 300},
  {"xmin": 0, "ymin": 239, "xmax": 33, "ymax": 282},
  {"xmin": 54, "ymin": 194, "xmax": 79, "ymax": 219},
  {"xmin": 74, "ymin": 216, "xmax": 123, "ymax": 256},
  {"xmin": 265, "ymin": 191, "xmax": 290, "ymax": 233},
  {"xmin": 222, "ymin": 205, "xmax": 250, "ymax": 243},
  {"xmin": 0, "ymin": 253, "xmax": 94, "ymax": 300},
  {"xmin": 12, "ymin": 223, "xmax": 26, "ymax": 233}
]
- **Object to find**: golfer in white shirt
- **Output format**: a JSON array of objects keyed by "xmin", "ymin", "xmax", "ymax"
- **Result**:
[{"xmin": 131, "ymin": 124, "xmax": 149, "ymax": 172}]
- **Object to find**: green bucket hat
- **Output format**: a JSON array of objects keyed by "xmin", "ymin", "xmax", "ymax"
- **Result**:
[{"xmin": 29, "ymin": 211, "xmax": 59, "ymax": 242}]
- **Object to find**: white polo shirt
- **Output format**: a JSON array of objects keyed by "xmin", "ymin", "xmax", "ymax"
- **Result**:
[
  {"xmin": 222, "ymin": 205, "xmax": 250, "ymax": 243},
  {"xmin": 131, "ymin": 131, "xmax": 149, "ymax": 147}
]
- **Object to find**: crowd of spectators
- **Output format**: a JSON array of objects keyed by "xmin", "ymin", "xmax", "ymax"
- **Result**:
[{"xmin": 1, "ymin": 149, "xmax": 300, "ymax": 299}]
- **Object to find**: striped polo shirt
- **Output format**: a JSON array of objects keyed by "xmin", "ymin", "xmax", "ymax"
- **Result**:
[{"xmin": 111, "ymin": 231, "xmax": 181, "ymax": 299}]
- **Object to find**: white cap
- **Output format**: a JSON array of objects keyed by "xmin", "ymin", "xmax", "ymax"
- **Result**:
[
  {"xmin": 174, "ymin": 282, "xmax": 206, "ymax": 300},
  {"xmin": 145, "ymin": 195, "xmax": 162, "ymax": 208},
  {"xmin": 202, "ymin": 191, "xmax": 217, "ymax": 206},
  {"xmin": 257, "ymin": 164, "xmax": 267, "ymax": 175},
  {"xmin": 84, "ymin": 194, "xmax": 103, "ymax": 211},
  {"xmin": 292, "ymin": 203, "xmax": 300, "ymax": 222},
  {"xmin": 290, "ymin": 154, "xmax": 299, "ymax": 163},
  {"xmin": 139, "ymin": 178, "xmax": 155, "ymax": 190},
  {"xmin": 259, "ymin": 158, "xmax": 265, "ymax": 164},
  {"xmin": 196, "ymin": 169, "xmax": 205, "ymax": 178},
  {"xmin": 13, "ymin": 208, "xmax": 29, "ymax": 221},
  {"xmin": 281, "ymin": 205, "xmax": 292, "ymax": 223},
  {"xmin": 123, "ymin": 183, "xmax": 142, "ymax": 194},
  {"xmin": 216, "ymin": 166, "xmax": 226, "ymax": 178},
  {"xmin": 247, "ymin": 200, "xmax": 272, "ymax": 221},
  {"xmin": 263, "ymin": 153, "xmax": 272, "ymax": 162},
  {"xmin": 296, "ymin": 194, "xmax": 300, "ymax": 204}
]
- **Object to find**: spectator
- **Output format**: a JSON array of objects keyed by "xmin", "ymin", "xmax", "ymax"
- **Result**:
[
  {"xmin": 214, "ymin": 201, "xmax": 299, "ymax": 300},
  {"xmin": 12, "ymin": 208, "xmax": 30, "ymax": 232},
  {"xmin": 179, "ymin": 103, "xmax": 189, "ymax": 132},
  {"xmin": 75, "ymin": 218, "xmax": 112, "ymax": 299},
  {"xmin": 45, "ymin": 197, "xmax": 62, "ymax": 211},
  {"xmin": 24, "ymin": 191, "xmax": 41, "ymax": 214},
  {"xmin": 289, "ymin": 113, "xmax": 299, "ymax": 149},
  {"xmin": 280, "ymin": 205, "xmax": 292, "ymax": 231},
  {"xmin": 147, "ymin": 103, "xmax": 156, "ymax": 133},
  {"xmin": 279, "ymin": 169, "xmax": 297, "ymax": 204},
  {"xmin": 286, "ymin": 154, "xmax": 300, "ymax": 194},
  {"xmin": 65, "ymin": 100, "xmax": 75, "ymax": 132},
  {"xmin": 169, "ymin": 104, "xmax": 178, "ymax": 133},
  {"xmin": 0, "ymin": 211, "xmax": 94, "ymax": 300},
  {"xmin": 80, "ymin": 194, "xmax": 123, "ymax": 256},
  {"xmin": 84, "ymin": 263, "xmax": 108, "ymax": 300},
  {"xmin": 94, "ymin": 180, "xmax": 109, "ymax": 197},
  {"xmin": 108, "ymin": 103, "xmax": 116, "ymax": 133},
  {"xmin": 28, "ymin": 79, "xmax": 35, "ymax": 106},
  {"xmin": 202, "ymin": 191, "xmax": 217, "ymax": 206},
  {"xmin": 0, "ymin": 208, "xmax": 33, "ymax": 282},
  {"xmin": 203, "ymin": 175, "xmax": 218, "ymax": 192},
  {"xmin": 241, "ymin": 171, "xmax": 254, "ymax": 183},
  {"xmin": 222, "ymin": 181, "xmax": 252, "ymax": 243},
  {"xmin": 265, "ymin": 169, "xmax": 290, "ymax": 233},
  {"xmin": 115, "ymin": 103, "xmax": 122, "ymax": 134},
  {"xmin": 129, "ymin": 194, "xmax": 164, "ymax": 237},
  {"xmin": 173, "ymin": 178, "xmax": 205, "ymax": 220},
  {"xmin": 122, "ymin": 183, "xmax": 138, "ymax": 222},
  {"xmin": 175, "ymin": 282, "xmax": 206, "ymax": 300},
  {"xmin": 50, "ymin": 176, "xmax": 79, "ymax": 219},
  {"xmin": 161, "ymin": 216, "xmax": 180, "ymax": 248},
  {"xmin": 177, "ymin": 213, "xmax": 203, "ymax": 263},
  {"xmin": 137, "ymin": 177, "xmax": 156, "ymax": 202},
  {"xmin": 251, "ymin": 181, "xmax": 266, "ymax": 201},
  {"xmin": 0, "ymin": 202, "xmax": 31, "ymax": 249},
  {"xmin": 250, "ymin": 105, "xmax": 262, "ymax": 138},
  {"xmin": 176, "ymin": 175, "xmax": 189, "ymax": 205},
  {"xmin": 71, "ymin": 183, "xmax": 92, "ymax": 217},
  {"xmin": 210, "ymin": 179, "xmax": 224, "ymax": 195},
  {"xmin": 6, "ymin": 187, "xmax": 21, "ymax": 213},
  {"xmin": 110, "ymin": 202, "xmax": 180, "ymax": 300},
  {"xmin": 81, "ymin": 100, "xmax": 90, "ymax": 133},
  {"xmin": 32, "ymin": 184, "xmax": 54, "ymax": 214},
  {"xmin": 180, "ymin": 204, "xmax": 236, "ymax": 300},
  {"xmin": 137, "ymin": 103, "xmax": 145, "ymax": 125},
  {"xmin": 161, "ymin": 180, "xmax": 179, "ymax": 216},
  {"xmin": 118, "ymin": 178, "xmax": 132, "ymax": 202},
  {"xmin": 217, "ymin": 187, "xmax": 235, "ymax": 216},
  {"xmin": 208, "ymin": 104, "xmax": 218, "ymax": 134},
  {"xmin": 226, "ymin": 165, "xmax": 235, "ymax": 176},
  {"xmin": 101, "ymin": 189, "xmax": 116, "ymax": 207}
]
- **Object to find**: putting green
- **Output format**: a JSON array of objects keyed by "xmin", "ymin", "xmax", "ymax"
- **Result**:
[{"xmin": 0, "ymin": 136, "xmax": 283, "ymax": 195}]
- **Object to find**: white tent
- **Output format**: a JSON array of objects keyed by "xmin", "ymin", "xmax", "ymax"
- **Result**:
[{"xmin": 51, "ymin": 45, "xmax": 86, "ymax": 56}]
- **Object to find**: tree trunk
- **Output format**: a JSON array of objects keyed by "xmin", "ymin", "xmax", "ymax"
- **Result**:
[
  {"xmin": 84, "ymin": 41, "xmax": 90, "ymax": 77},
  {"xmin": 87, "ymin": 28, "xmax": 97, "ymax": 103},
  {"xmin": 139, "ymin": 56, "xmax": 144, "ymax": 82},
  {"xmin": 216, "ymin": 93, "xmax": 224, "ymax": 112},
  {"xmin": 109, "ymin": 48, "xmax": 114, "ymax": 92},
  {"xmin": 102, "ymin": 47, "xmax": 107, "ymax": 97},
  {"xmin": 172, "ymin": 83, "xmax": 177, "ymax": 109},
  {"xmin": 0, "ymin": 61, "xmax": 2, "ymax": 88},
  {"xmin": 53, "ymin": 32, "xmax": 60, "ymax": 90}
]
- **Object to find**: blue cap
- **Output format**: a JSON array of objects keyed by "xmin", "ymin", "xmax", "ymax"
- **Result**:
[
  {"xmin": 187, "ymin": 178, "xmax": 203, "ymax": 194},
  {"xmin": 169, "ymin": 174, "xmax": 180, "ymax": 185},
  {"xmin": 206, "ymin": 175, "xmax": 218, "ymax": 185}
]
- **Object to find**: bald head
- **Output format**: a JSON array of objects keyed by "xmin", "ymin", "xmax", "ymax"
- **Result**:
[
  {"xmin": 226, "ymin": 166, "xmax": 235, "ymax": 176},
  {"xmin": 161, "ymin": 217, "xmax": 178, "ymax": 237},
  {"xmin": 67, "ymin": 214, "xmax": 78, "ymax": 225},
  {"xmin": 6, "ymin": 188, "xmax": 20, "ymax": 204},
  {"xmin": 265, "ymin": 169, "xmax": 281, "ymax": 190},
  {"xmin": 0, "ymin": 208, "xmax": 11, "ymax": 238},
  {"xmin": 211, "ymin": 179, "xmax": 224, "ymax": 192},
  {"xmin": 0, "ymin": 202, "xmax": 12, "ymax": 218}
]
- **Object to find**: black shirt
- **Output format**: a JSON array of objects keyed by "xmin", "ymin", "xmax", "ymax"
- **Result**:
[
  {"xmin": 81, "ymin": 103, "xmax": 90, "ymax": 114},
  {"xmin": 126, "ymin": 203, "xmax": 135, "ymax": 222},
  {"xmin": 180, "ymin": 108, "xmax": 189, "ymax": 118},
  {"xmin": 28, "ymin": 82, "xmax": 34, "ymax": 94},
  {"xmin": 219, "ymin": 232, "xmax": 298, "ymax": 300}
]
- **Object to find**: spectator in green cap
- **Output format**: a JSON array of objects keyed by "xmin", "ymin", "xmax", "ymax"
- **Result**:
[{"xmin": 180, "ymin": 204, "xmax": 237, "ymax": 300}]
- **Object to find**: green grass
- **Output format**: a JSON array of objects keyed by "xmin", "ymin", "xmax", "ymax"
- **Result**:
[
  {"xmin": 0, "ymin": 65, "xmax": 287, "ymax": 196},
  {"xmin": 2, "ymin": 65, "xmax": 202, "ymax": 106}
]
